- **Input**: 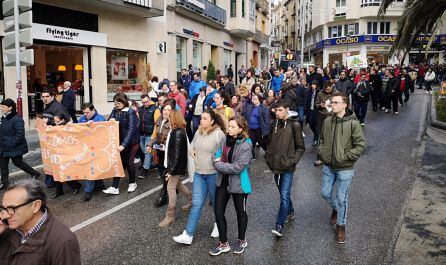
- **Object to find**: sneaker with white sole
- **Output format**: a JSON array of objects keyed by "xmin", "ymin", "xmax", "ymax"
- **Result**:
[
  {"xmin": 302, "ymin": 131, "xmax": 306, "ymax": 138},
  {"xmin": 211, "ymin": 223, "xmax": 219, "ymax": 238},
  {"xmin": 232, "ymin": 240, "xmax": 248, "ymax": 255},
  {"xmin": 173, "ymin": 230, "xmax": 193, "ymax": 245},
  {"xmin": 102, "ymin": 187, "xmax": 119, "ymax": 195},
  {"xmin": 127, "ymin": 183, "xmax": 137, "ymax": 193},
  {"xmin": 209, "ymin": 242, "xmax": 230, "ymax": 256}
]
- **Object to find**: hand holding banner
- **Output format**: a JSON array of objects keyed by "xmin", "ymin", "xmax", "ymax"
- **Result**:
[{"xmin": 36, "ymin": 118, "xmax": 125, "ymax": 182}]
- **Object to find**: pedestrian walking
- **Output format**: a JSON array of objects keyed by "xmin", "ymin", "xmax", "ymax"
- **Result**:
[
  {"xmin": 137, "ymin": 94, "xmax": 160, "ymax": 179},
  {"xmin": 212, "ymin": 91, "xmax": 235, "ymax": 129},
  {"xmin": 398, "ymin": 70, "xmax": 413, "ymax": 106},
  {"xmin": 159, "ymin": 109, "xmax": 192, "ymax": 228},
  {"xmin": 369, "ymin": 68, "xmax": 383, "ymax": 112},
  {"xmin": 266, "ymin": 99, "xmax": 305, "ymax": 237},
  {"xmin": 0, "ymin": 179, "xmax": 81, "ymax": 264},
  {"xmin": 306, "ymin": 81, "xmax": 320, "ymax": 146},
  {"xmin": 209, "ymin": 117, "xmax": 253, "ymax": 256},
  {"xmin": 221, "ymin": 75, "xmax": 236, "ymax": 98},
  {"xmin": 384, "ymin": 70, "xmax": 400, "ymax": 114},
  {"xmin": 243, "ymin": 93, "xmax": 270, "ymax": 159},
  {"xmin": 318, "ymin": 92, "xmax": 367, "ymax": 244},
  {"xmin": 352, "ymin": 74, "xmax": 371, "ymax": 126},
  {"xmin": 238, "ymin": 65, "xmax": 247, "ymax": 85},
  {"xmin": 424, "ymin": 67, "xmax": 436, "ymax": 94},
  {"xmin": 103, "ymin": 93, "xmax": 140, "ymax": 195},
  {"xmin": 41, "ymin": 89, "xmax": 82, "ymax": 198},
  {"xmin": 238, "ymin": 70, "xmax": 255, "ymax": 99},
  {"xmin": 61, "ymin": 81, "xmax": 78, "ymax": 123},
  {"xmin": 189, "ymin": 87, "xmax": 207, "ymax": 137},
  {"xmin": 148, "ymin": 100, "xmax": 174, "ymax": 207},
  {"xmin": 173, "ymin": 109, "xmax": 226, "ymax": 244},
  {"xmin": 169, "ymin": 81, "xmax": 187, "ymax": 116},
  {"xmin": 78, "ymin": 103, "xmax": 107, "ymax": 201},
  {"xmin": 271, "ymin": 69, "xmax": 285, "ymax": 96},
  {"xmin": 314, "ymin": 81, "xmax": 337, "ymax": 166},
  {"xmin": 293, "ymin": 77, "xmax": 308, "ymax": 128},
  {"xmin": 0, "ymin": 99, "xmax": 41, "ymax": 190}
]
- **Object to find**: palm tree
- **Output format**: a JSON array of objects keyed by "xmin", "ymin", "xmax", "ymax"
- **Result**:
[{"xmin": 378, "ymin": 0, "xmax": 446, "ymax": 60}]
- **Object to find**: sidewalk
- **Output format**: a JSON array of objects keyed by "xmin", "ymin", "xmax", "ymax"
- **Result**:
[{"xmin": 392, "ymin": 126, "xmax": 446, "ymax": 264}]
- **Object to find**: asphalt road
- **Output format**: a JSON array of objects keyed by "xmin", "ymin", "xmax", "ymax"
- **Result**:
[{"xmin": 3, "ymin": 91, "xmax": 431, "ymax": 264}]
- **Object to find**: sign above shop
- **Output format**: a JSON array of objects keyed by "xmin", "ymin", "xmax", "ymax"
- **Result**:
[
  {"xmin": 183, "ymin": 28, "xmax": 199, "ymax": 37},
  {"xmin": 223, "ymin": 41, "xmax": 234, "ymax": 47},
  {"xmin": 32, "ymin": 23, "xmax": 107, "ymax": 47}
]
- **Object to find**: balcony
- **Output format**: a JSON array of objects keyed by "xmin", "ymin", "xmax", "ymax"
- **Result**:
[
  {"xmin": 169, "ymin": 0, "xmax": 226, "ymax": 28},
  {"xmin": 253, "ymin": 29, "xmax": 269, "ymax": 44},
  {"xmin": 38, "ymin": 0, "xmax": 165, "ymax": 18}
]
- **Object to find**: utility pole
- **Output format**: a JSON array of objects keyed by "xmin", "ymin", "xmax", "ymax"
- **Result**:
[{"xmin": 300, "ymin": 0, "xmax": 305, "ymax": 69}]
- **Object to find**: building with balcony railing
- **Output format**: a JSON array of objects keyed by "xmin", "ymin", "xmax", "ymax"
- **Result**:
[{"xmin": 292, "ymin": 0, "xmax": 445, "ymax": 67}]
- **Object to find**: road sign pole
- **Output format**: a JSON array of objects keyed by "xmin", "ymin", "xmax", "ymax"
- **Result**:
[{"xmin": 13, "ymin": 0, "xmax": 23, "ymax": 116}]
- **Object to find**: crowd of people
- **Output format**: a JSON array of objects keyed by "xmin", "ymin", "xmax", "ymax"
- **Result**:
[{"xmin": 0, "ymin": 60, "xmax": 440, "ymax": 263}]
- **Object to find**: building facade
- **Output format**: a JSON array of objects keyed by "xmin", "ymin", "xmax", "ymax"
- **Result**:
[
  {"xmin": 0, "ymin": 0, "xmax": 271, "ymax": 129},
  {"xmin": 275, "ymin": 0, "xmax": 446, "ymax": 68}
]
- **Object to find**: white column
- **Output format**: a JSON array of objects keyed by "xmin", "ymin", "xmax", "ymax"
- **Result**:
[
  {"xmin": 90, "ymin": 46, "xmax": 109, "ymax": 115},
  {"xmin": 4, "ymin": 66, "xmax": 28, "ymax": 129}
]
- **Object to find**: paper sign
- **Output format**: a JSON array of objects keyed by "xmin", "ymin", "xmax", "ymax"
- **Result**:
[
  {"xmin": 347, "ymin": 54, "xmax": 368, "ymax": 69},
  {"xmin": 36, "ymin": 119, "xmax": 125, "ymax": 182}
]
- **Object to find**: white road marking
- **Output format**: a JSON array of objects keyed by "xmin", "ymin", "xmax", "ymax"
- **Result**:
[{"xmin": 70, "ymin": 178, "xmax": 190, "ymax": 232}]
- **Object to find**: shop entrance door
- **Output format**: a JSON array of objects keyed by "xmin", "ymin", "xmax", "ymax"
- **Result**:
[{"xmin": 26, "ymin": 44, "xmax": 89, "ymax": 122}]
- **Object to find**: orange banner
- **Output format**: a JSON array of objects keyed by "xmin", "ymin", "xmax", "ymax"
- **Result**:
[{"xmin": 36, "ymin": 118, "xmax": 125, "ymax": 182}]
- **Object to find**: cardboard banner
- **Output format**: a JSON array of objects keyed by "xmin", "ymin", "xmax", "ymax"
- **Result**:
[
  {"xmin": 347, "ymin": 54, "xmax": 368, "ymax": 69},
  {"xmin": 36, "ymin": 118, "xmax": 125, "ymax": 182}
]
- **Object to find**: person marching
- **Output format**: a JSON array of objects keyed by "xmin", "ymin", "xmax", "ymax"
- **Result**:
[
  {"xmin": 158, "ymin": 109, "xmax": 192, "ymax": 228},
  {"xmin": 266, "ymin": 99, "xmax": 305, "ymax": 237},
  {"xmin": 173, "ymin": 109, "xmax": 226, "ymax": 244},
  {"xmin": 209, "ymin": 117, "xmax": 253, "ymax": 256},
  {"xmin": 0, "ymin": 99, "xmax": 41, "ymax": 190},
  {"xmin": 352, "ymin": 73, "xmax": 371, "ymax": 126},
  {"xmin": 318, "ymin": 91, "xmax": 367, "ymax": 244}
]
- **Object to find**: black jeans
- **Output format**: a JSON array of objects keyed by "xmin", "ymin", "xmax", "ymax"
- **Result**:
[
  {"xmin": 426, "ymin": 81, "xmax": 432, "ymax": 92},
  {"xmin": 68, "ymin": 109, "xmax": 78, "ymax": 123},
  {"xmin": 112, "ymin": 143, "xmax": 139, "ymax": 188},
  {"xmin": 353, "ymin": 100, "xmax": 368, "ymax": 123},
  {"xmin": 385, "ymin": 93, "xmax": 399, "ymax": 113},
  {"xmin": 215, "ymin": 176, "xmax": 248, "ymax": 243},
  {"xmin": 306, "ymin": 109, "xmax": 319, "ymax": 141},
  {"xmin": 398, "ymin": 90, "xmax": 410, "ymax": 104},
  {"xmin": 371, "ymin": 90, "xmax": 383, "ymax": 110},
  {"xmin": 248, "ymin": 128, "xmax": 267, "ymax": 158},
  {"xmin": 0, "ymin": 156, "xmax": 40, "ymax": 185}
]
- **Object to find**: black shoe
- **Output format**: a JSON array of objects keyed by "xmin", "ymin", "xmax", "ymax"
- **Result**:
[
  {"xmin": 51, "ymin": 192, "xmax": 64, "ymax": 199},
  {"xmin": 46, "ymin": 184, "xmax": 55, "ymax": 189},
  {"xmin": 154, "ymin": 196, "xmax": 168, "ymax": 207},
  {"xmin": 209, "ymin": 200, "xmax": 213, "ymax": 206},
  {"xmin": 272, "ymin": 224, "xmax": 283, "ymax": 237},
  {"xmin": 83, "ymin": 193, "xmax": 92, "ymax": 202},
  {"xmin": 72, "ymin": 187, "xmax": 81, "ymax": 195}
]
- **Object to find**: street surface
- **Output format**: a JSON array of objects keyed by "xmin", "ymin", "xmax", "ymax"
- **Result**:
[{"xmin": 4, "ymin": 92, "xmax": 443, "ymax": 264}]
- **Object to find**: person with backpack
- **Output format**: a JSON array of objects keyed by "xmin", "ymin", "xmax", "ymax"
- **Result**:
[
  {"xmin": 265, "ymin": 99, "xmax": 305, "ymax": 237},
  {"xmin": 318, "ymin": 91, "xmax": 367, "ymax": 244}
]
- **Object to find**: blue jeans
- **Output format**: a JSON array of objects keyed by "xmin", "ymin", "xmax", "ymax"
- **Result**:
[
  {"xmin": 321, "ymin": 165, "xmax": 354, "ymax": 226},
  {"xmin": 296, "ymin": 106, "xmax": 305, "ymax": 126},
  {"xmin": 274, "ymin": 172, "xmax": 294, "ymax": 226},
  {"xmin": 140, "ymin": 135, "xmax": 152, "ymax": 170},
  {"xmin": 185, "ymin": 173, "xmax": 217, "ymax": 236},
  {"xmin": 84, "ymin": 180, "xmax": 105, "ymax": 193}
]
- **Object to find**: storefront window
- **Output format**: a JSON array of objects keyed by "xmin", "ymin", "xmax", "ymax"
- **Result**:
[
  {"xmin": 193, "ymin": 41, "xmax": 202, "ymax": 70},
  {"xmin": 106, "ymin": 49, "xmax": 147, "ymax": 102},
  {"xmin": 176, "ymin": 37, "xmax": 187, "ymax": 73}
]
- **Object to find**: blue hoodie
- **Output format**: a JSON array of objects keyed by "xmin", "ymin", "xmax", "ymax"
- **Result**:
[
  {"xmin": 189, "ymin": 79, "xmax": 207, "ymax": 99},
  {"xmin": 271, "ymin": 73, "xmax": 285, "ymax": 93}
]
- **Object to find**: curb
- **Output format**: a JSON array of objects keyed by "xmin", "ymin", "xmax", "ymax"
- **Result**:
[{"xmin": 430, "ymin": 94, "xmax": 446, "ymax": 130}]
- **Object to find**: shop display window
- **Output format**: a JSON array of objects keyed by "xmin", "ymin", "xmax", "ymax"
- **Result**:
[{"xmin": 107, "ymin": 49, "xmax": 147, "ymax": 102}]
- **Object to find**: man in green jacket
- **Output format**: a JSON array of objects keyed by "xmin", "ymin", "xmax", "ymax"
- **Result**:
[{"xmin": 318, "ymin": 91, "xmax": 367, "ymax": 244}]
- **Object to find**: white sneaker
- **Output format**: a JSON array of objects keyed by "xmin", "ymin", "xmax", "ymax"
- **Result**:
[
  {"xmin": 134, "ymin": 158, "xmax": 141, "ymax": 163},
  {"xmin": 173, "ymin": 230, "xmax": 193, "ymax": 245},
  {"xmin": 302, "ymin": 131, "xmax": 306, "ymax": 138},
  {"xmin": 127, "ymin": 183, "xmax": 137, "ymax": 193},
  {"xmin": 102, "ymin": 187, "xmax": 119, "ymax": 195},
  {"xmin": 211, "ymin": 223, "xmax": 219, "ymax": 238}
]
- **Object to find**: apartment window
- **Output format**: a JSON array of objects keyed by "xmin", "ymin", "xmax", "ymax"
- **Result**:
[
  {"xmin": 361, "ymin": 0, "xmax": 381, "ymax": 7},
  {"xmin": 380, "ymin": 22, "xmax": 391, "ymax": 34},
  {"xmin": 230, "ymin": 0, "xmax": 236, "ymax": 17},
  {"xmin": 344, "ymin": 23, "xmax": 359, "ymax": 35},
  {"xmin": 328, "ymin": 25, "xmax": 343, "ymax": 38},
  {"xmin": 367, "ymin": 22, "xmax": 378, "ymax": 34},
  {"xmin": 242, "ymin": 0, "xmax": 245, "ymax": 17},
  {"xmin": 336, "ymin": 0, "xmax": 346, "ymax": 7},
  {"xmin": 176, "ymin": 37, "xmax": 187, "ymax": 73},
  {"xmin": 249, "ymin": 0, "xmax": 255, "ymax": 20},
  {"xmin": 193, "ymin": 41, "xmax": 202, "ymax": 70}
]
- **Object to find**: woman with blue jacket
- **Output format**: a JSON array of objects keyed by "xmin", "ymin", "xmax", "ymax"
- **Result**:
[
  {"xmin": 103, "ymin": 93, "xmax": 140, "ymax": 195},
  {"xmin": 0, "ymin": 99, "xmax": 41, "ymax": 190},
  {"xmin": 209, "ymin": 116, "xmax": 253, "ymax": 256}
]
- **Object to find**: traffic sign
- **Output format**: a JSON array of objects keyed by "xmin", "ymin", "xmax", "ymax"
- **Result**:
[
  {"xmin": 4, "ymin": 49, "xmax": 34, "ymax": 66},
  {"xmin": 3, "ymin": 10, "xmax": 32, "ymax": 33},
  {"xmin": 2, "ymin": 0, "xmax": 31, "ymax": 16}
]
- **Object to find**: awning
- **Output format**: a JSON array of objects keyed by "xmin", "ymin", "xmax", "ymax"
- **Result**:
[{"xmin": 260, "ymin": 44, "xmax": 274, "ymax": 51}]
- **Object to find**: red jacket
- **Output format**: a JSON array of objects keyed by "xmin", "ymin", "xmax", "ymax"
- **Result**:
[{"xmin": 169, "ymin": 91, "xmax": 187, "ymax": 116}]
